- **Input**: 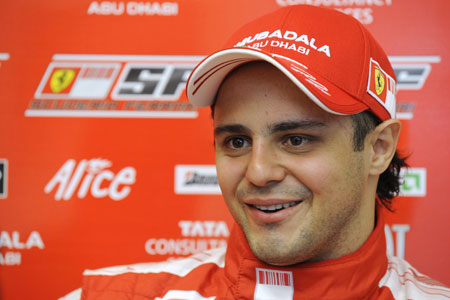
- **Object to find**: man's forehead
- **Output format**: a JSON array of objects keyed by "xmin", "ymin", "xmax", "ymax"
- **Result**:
[
  {"xmin": 213, "ymin": 119, "xmax": 327, "ymax": 136},
  {"xmin": 212, "ymin": 61, "xmax": 354, "ymax": 135},
  {"xmin": 214, "ymin": 62, "xmax": 319, "ymax": 113}
]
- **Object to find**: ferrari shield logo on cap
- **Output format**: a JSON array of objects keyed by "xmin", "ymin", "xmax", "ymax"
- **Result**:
[
  {"xmin": 50, "ymin": 69, "xmax": 76, "ymax": 93},
  {"xmin": 366, "ymin": 58, "xmax": 396, "ymax": 118},
  {"xmin": 374, "ymin": 68, "xmax": 385, "ymax": 95}
]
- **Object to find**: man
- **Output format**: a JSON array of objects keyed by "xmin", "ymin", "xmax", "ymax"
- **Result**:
[{"xmin": 62, "ymin": 5, "xmax": 449, "ymax": 300}]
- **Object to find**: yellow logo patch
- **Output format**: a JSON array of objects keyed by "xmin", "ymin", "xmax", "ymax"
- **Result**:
[
  {"xmin": 50, "ymin": 69, "xmax": 75, "ymax": 93},
  {"xmin": 374, "ymin": 68, "xmax": 385, "ymax": 95}
]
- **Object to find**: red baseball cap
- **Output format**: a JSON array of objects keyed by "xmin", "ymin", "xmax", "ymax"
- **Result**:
[{"xmin": 186, "ymin": 5, "xmax": 397, "ymax": 121}]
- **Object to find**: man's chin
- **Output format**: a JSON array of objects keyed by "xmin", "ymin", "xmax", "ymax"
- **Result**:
[
  {"xmin": 240, "ymin": 221, "xmax": 313, "ymax": 265},
  {"xmin": 252, "ymin": 249, "xmax": 304, "ymax": 266},
  {"xmin": 247, "ymin": 238, "xmax": 306, "ymax": 266}
]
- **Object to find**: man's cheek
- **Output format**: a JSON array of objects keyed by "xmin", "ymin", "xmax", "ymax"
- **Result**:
[
  {"xmin": 290, "ymin": 157, "xmax": 336, "ymax": 193},
  {"xmin": 216, "ymin": 162, "xmax": 240, "ymax": 193}
]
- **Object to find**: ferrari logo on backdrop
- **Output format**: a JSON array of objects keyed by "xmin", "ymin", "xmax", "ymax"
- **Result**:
[
  {"xmin": 37, "ymin": 64, "xmax": 111, "ymax": 98},
  {"xmin": 374, "ymin": 68, "xmax": 385, "ymax": 95},
  {"xmin": 27, "ymin": 54, "xmax": 200, "ymax": 118},
  {"xmin": 50, "ymin": 69, "xmax": 76, "ymax": 93}
]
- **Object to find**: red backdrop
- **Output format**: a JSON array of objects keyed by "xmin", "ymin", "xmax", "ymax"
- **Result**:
[{"xmin": 0, "ymin": 1, "xmax": 449, "ymax": 299}]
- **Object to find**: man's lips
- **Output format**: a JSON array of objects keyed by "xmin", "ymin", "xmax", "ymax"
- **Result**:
[
  {"xmin": 248, "ymin": 201, "xmax": 302, "ymax": 213},
  {"xmin": 244, "ymin": 199, "xmax": 303, "ymax": 213},
  {"xmin": 244, "ymin": 199, "xmax": 304, "ymax": 224}
]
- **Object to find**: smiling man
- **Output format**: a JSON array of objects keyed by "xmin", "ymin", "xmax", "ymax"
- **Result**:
[
  {"xmin": 212, "ymin": 61, "xmax": 380, "ymax": 267},
  {"xmin": 62, "ymin": 5, "xmax": 449, "ymax": 300}
]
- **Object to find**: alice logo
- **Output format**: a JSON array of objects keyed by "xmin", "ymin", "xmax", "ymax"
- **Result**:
[
  {"xmin": 374, "ymin": 68, "xmax": 385, "ymax": 95},
  {"xmin": 50, "ymin": 69, "xmax": 75, "ymax": 93}
]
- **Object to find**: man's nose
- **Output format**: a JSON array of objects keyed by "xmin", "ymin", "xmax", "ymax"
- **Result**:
[{"xmin": 245, "ymin": 141, "xmax": 286, "ymax": 187}]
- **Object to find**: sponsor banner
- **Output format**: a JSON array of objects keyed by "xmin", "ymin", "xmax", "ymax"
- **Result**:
[
  {"xmin": 0, "ymin": 231, "xmax": 45, "ymax": 266},
  {"xmin": 175, "ymin": 165, "xmax": 221, "ymax": 195},
  {"xmin": 26, "ymin": 55, "xmax": 202, "ymax": 118},
  {"xmin": 399, "ymin": 168, "xmax": 426, "ymax": 197},
  {"xmin": 44, "ymin": 158, "xmax": 137, "ymax": 201},
  {"xmin": 24, "ymin": 55, "xmax": 438, "ymax": 119},
  {"xmin": 145, "ymin": 220, "xmax": 229, "ymax": 257},
  {"xmin": 87, "ymin": 1, "xmax": 179, "ymax": 16},
  {"xmin": 0, "ymin": 159, "xmax": 7, "ymax": 199}
]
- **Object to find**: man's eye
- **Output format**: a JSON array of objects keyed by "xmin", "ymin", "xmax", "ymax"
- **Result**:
[
  {"xmin": 285, "ymin": 135, "xmax": 307, "ymax": 147},
  {"xmin": 226, "ymin": 137, "xmax": 248, "ymax": 149}
]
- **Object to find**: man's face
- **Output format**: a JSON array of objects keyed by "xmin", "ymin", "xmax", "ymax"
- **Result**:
[{"xmin": 213, "ymin": 62, "xmax": 374, "ymax": 265}]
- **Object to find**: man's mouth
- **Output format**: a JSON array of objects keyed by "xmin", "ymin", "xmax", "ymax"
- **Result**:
[{"xmin": 249, "ymin": 201, "xmax": 302, "ymax": 213}]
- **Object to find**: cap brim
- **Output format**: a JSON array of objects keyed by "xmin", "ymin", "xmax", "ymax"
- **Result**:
[{"xmin": 186, "ymin": 47, "xmax": 368, "ymax": 116}]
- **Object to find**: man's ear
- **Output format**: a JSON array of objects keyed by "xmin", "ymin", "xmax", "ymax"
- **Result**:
[{"xmin": 368, "ymin": 119, "xmax": 401, "ymax": 176}]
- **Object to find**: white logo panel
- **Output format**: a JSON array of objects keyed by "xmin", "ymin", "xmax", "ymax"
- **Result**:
[
  {"xmin": 399, "ymin": 168, "xmax": 426, "ymax": 197},
  {"xmin": 254, "ymin": 268, "xmax": 294, "ymax": 300},
  {"xmin": 175, "ymin": 165, "xmax": 220, "ymax": 195}
]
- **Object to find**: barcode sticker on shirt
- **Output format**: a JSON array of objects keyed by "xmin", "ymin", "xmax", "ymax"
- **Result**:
[
  {"xmin": 254, "ymin": 268, "xmax": 294, "ymax": 300},
  {"xmin": 257, "ymin": 269, "xmax": 292, "ymax": 286}
]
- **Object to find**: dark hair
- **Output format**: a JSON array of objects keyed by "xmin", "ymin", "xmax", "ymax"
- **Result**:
[{"xmin": 350, "ymin": 111, "xmax": 408, "ymax": 211}]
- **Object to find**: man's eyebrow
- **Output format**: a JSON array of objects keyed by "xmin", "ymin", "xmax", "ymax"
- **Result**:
[
  {"xmin": 269, "ymin": 120, "xmax": 326, "ymax": 133},
  {"xmin": 214, "ymin": 124, "xmax": 249, "ymax": 136}
]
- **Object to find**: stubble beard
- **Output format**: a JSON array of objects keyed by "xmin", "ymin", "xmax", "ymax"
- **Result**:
[
  {"xmin": 237, "ymin": 161, "xmax": 366, "ymax": 266},
  {"xmin": 244, "ymin": 222, "xmax": 318, "ymax": 266},
  {"xmin": 243, "ymin": 191, "xmax": 363, "ymax": 266},
  {"xmin": 235, "ymin": 184, "xmax": 318, "ymax": 266}
]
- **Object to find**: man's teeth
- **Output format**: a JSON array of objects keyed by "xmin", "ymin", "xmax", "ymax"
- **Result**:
[{"xmin": 253, "ymin": 201, "xmax": 301, "ymax": 212}]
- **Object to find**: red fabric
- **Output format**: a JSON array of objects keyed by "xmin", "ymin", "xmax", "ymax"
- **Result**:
[
  {"xmin": 186, "ymin": 5, "xmax": 396, "ymax": 121},
  {"xmin": 80, "ymin": 207, "xmax": 450, "ymax": 299},
  {"xmin": 222, "ymin": 207, "xmax": 391, "ymax": 299},
  {"xmin": 81, "ymin": 207, "xmax": 400, "ymax": 299}
]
